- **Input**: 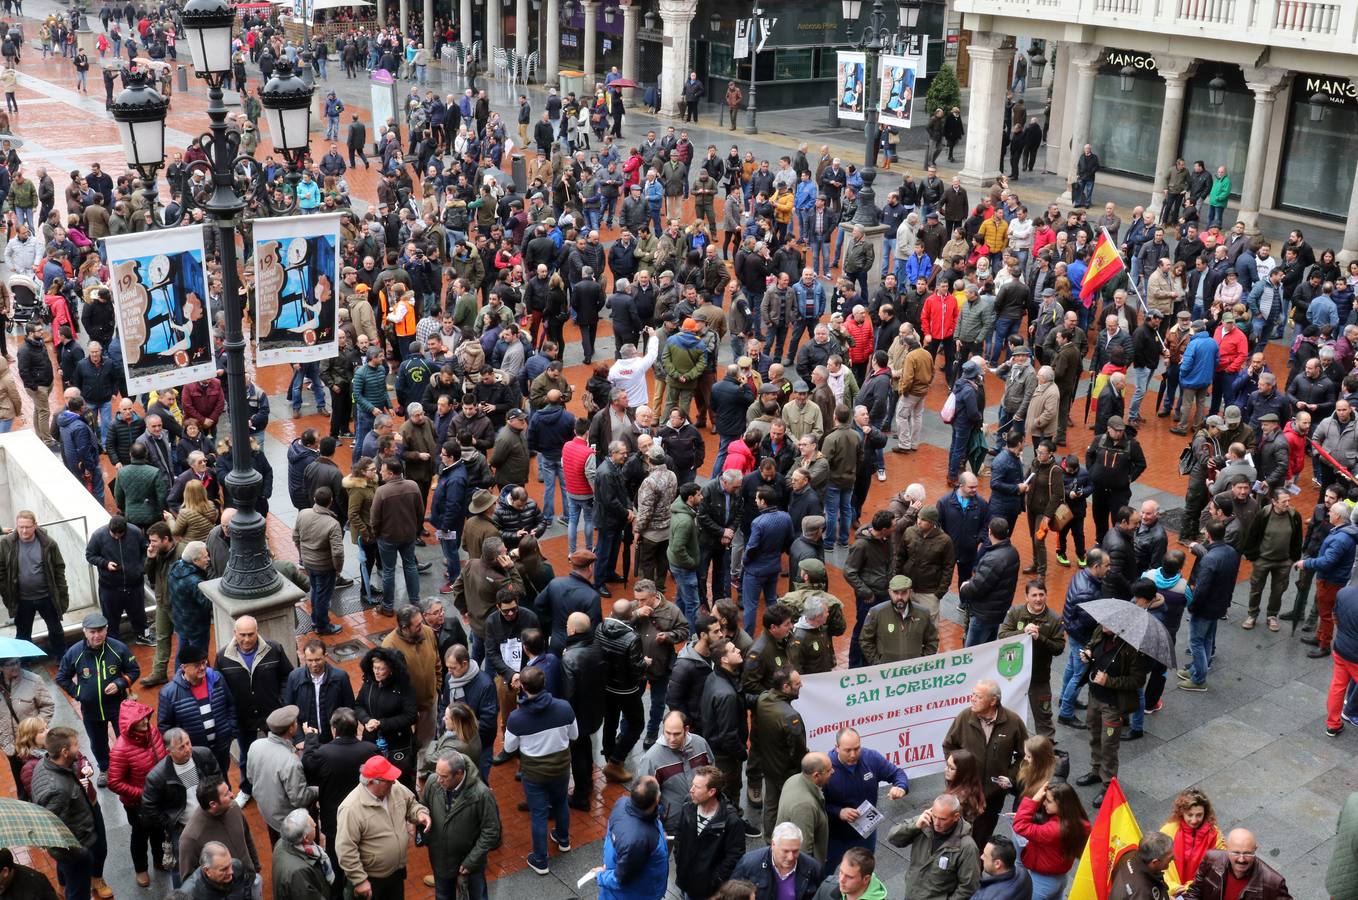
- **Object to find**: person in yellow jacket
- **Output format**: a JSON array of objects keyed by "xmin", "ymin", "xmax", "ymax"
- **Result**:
[
  {"xmin": 977, "ymin": 212, "xmax": 1009, "ymax": 269},
  {"xmin": 1159, "ymin": 787, "xmax": 1225, "ymax": 894},
  {"xmin": 773, "ymin": 185, "xmax": 795, "ymax": 245}
]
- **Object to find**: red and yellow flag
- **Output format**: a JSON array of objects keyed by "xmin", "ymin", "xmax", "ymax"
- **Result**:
[
  {"xmin": 1068, "ymin": 777, "xmax": 1143, "ymax": 900},
  {"xmin": 1080, "ymin": 228, "xmax": 1127, "ymax": 302}
]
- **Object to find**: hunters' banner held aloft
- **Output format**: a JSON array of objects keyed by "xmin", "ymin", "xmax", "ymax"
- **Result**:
[
  {"xmin": 793, "ymin": 636, "xmax": 1033, "ymax": 776},
  {"xmin": 105, "ymin": 226, "xmax": 214, "ymax": 396},
  {"xmin": 253, "ymin": 213, "xmax": 341, "ymax": 366}
]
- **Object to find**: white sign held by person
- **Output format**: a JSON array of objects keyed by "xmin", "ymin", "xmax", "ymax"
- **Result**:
[
  {"xmin": 793, "ymin": 636, "xmax": 1033, "ymax": 777},
  {"xmin": 252, "ymin": 213, "xmax": 342, "ymax": 366},
  {"xmin": 105, "ymin": 226, "xmax": 214, "ymax": 396}
]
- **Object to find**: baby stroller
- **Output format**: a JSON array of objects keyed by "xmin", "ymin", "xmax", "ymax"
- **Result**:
[{"xmin": 6, "ymin": 272, "xmax": 45, "ymax": 333}]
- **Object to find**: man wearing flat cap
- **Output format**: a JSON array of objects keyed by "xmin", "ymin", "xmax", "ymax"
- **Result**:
[
  {"xmin": 55, "ymin": 612, "xmax": 139, "ymax": 784},
  {"xmin": 859, "ymin": 576, "xmax": 938, "ymax": 665},
  {"xmin": 246, "ymin": 704, "xmax": 318, "ymax": 846}
]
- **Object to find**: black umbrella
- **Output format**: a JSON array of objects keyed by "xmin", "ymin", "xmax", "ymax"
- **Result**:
[{"xmin": 1080, "ymin": 598, "xmax": 1177, "ymax": 670}]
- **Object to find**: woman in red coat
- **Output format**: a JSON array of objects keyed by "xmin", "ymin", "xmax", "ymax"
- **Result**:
[
  {"xmin": 1012, "ymin": 781, "xmax": 1090, "ymax": 900},
  {"xmin": 106, "ymin": 700, "xmax": 166, "ymax": 887}
]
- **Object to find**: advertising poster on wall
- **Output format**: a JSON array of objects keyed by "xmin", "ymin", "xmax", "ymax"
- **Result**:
[
  {"xmin": 837, "ymin": 51, "xmax": 866, "ymax": 121},
  {"xmin": 878, "ymin": 55, "xmax": 919, "ymax": 128},
  {"xmin": 252, "ymin": 212, "xmax": 341, "ymax": 366},
  {"xmin": 105, "ymin": 226, "xmax": 214, "ymax": 396}
]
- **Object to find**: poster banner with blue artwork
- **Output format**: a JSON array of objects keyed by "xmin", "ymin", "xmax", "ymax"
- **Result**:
[
  {"xmin": 105, "ymin": 225, "xmax": 213, "ymax": 396},
  {"xmin": 252, "ymin": 212, "xmax": 341, "ymax": 366},
  {"xmin": 878, "ymin": 55, "xmax": 919, "ymax": 129},
  {"xmin": 836, "ymin": 51, "xmax": 866, "ymax": 121}
]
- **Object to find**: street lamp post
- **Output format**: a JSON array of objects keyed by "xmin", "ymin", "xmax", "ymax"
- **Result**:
[
  {"xmin": 841, "ymin": 0, "xmax": 904, "ymax": 228},
  {"xmin": 115, "ymin": 0, "xmax": 316, "ymax": 601},
  {"xmin": 109, "ymin": 70, "xmax": 169, "ymax": 229},
  {"xmin": 744, "ymin": 6, "xmax": 760, "ymax": 135}
]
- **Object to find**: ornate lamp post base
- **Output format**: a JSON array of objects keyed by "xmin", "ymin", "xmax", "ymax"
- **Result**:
[{"xmin": 201, "ymin": 576, "xmax": 307, "ymax": 665}]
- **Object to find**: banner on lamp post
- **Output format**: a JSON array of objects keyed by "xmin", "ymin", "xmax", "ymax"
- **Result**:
[
  {"xmin": 878, "ymin": 54, "xmax": 920, "ymax": 128},
  {"xmin": 734, "ymin": 18, "xmax": 750, "ymax": 59},
  {"xmin": 792, "ymin": 636, "xmax": 1033, "ymax": 777},
  {"xmin": 252, "ymin": 212, "xmax": 342, "ymax": 366},
  {"xmin": 105, "ymin": 225, "xmax": 214, "ymax": 397},
  {"xmin": 836, "ymin": 51, "xmax": 867, "ymax": 121}
]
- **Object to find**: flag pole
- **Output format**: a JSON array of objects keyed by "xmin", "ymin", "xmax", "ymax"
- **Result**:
[{"xmin": 1104, "ymin": 226, "xmax": 1168, "ymax": 353}]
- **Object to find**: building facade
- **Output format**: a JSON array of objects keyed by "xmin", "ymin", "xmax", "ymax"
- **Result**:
[{"xmin": 951, "ymin": 0, "xmax": 1358, "ymax": 260}]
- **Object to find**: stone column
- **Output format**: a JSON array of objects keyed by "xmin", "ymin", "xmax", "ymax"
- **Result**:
[
  {"xmin": 1060, "ymin": 44, "xmax": 1102, "ymax": 206},
  {"xmin": 400, "ymin": 0, "xmax": 409, "ymax": 43},
  {"xmin": 958, "ymin": 32, "xmax": 1015, "ymax": 186},
  {"xmin": 486, "ymin": 0, "xmax": 502, "ymax": 57},
  {"xmin": 377, "ymin": 0, "xmax": 387, "ymax": 27},
  {"xmin": 545, "ymin": 0, "xmax": 561, "ymax": 87},
  {"xmin": 1342, "ymin": 78, "xmax": 1358, "ymax": 265},
  {"xmin": 515, "ymin": 0, "xmax": 529, "ymax": 57},
  {"xmin": 658, "ymin": 0, "xmax": 697, "ymax": 118},
  {"xmin": 582, "ymin": 0, "xmax": 600, "ymax": 84},
  {"xmin": 460, "ymin": 0, "xmax": 474, "ymax": 49},
  {"xmin": 1236, "ymin": 66, "xmax": 1290, "ymax": 235},
  {"xmin": 1146, "ymin": 54, "xmax": 1196, "ymax": 219},
  {"xmin": 621, "ymin": 4, "xmax": 639, "ymax": 82},
  {"xmin": 424, "ymin": 0, "xmax": 435, "ymax": 59}
]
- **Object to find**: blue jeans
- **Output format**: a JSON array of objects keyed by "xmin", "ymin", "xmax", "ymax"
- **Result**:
[
  {"xmin": 566, "ymin": 496, "xmax": 594, "ymax": 554},
  {"xmin": 1030, "ymin": 871, "xmax": 1066, "ymax": 900},
  {"xmin": 880, "ymin": 238, "xmax": 896, "ymax": 276},
  {"xmin": 672, "ymin": 565, "xmax": 699, "ymax": 630},
  {"xmin": 440, "ymin": 537, "xmax": 461, "ymax": 584},
  {"xmin": 435, "ymin": 871, "xmax": 487, "ymax": 900},
  {"xmin": 290, "ymin": 362, "xmax": 326, "ymax": 411},
  {"xmin": 308, "ymin": 569, "xmax": 336, "ymax": 629},
  {"xmin": 1186, "ymin": 614, "xmax": 1217, "ymax": 684},
  {"xmin": 1058, "ymin": 646, "xmax": 1088, "ymax": 717},
  {"xmin": 0, "ymin": 418, "xmax": 13, "ymax": 433},
  {"xmin": 325, "ymin": 115, "xmax": 340, "ymax": 140},
  {"xmin": 645, "ymin": 676, "xmax": 669, "ymax": 736},
  {"xmin": 1074, "ymin": 179, "xmax": 1094, "ymax": 207},
  {"xmin": 965, "ymin": 619, "xmax": 1000, "ymax": 647},
  {"xmin": 13, "ymin": 206, "xmax": 32, "ymax": 230},
  {"xmin": 356, "ymin": 539, "xmax": 375, "ymax": 603},
  {"xmin": 947, "ymin": 426, "xmax": 970, "ymax": 481},
  {"xmin": 95, "ymin": 399, "xmax": 113, "ymax": 447},
  {"xmin": 1128, "ymin": 687, "xmax": 1148, "ymax": 731},
  {"xmin": 741, "ymin": 568, "xmax": 780, "ymax": 633},
  {"xmin": 825, "ymin": 484, "xmax": 853, "ymax": 546},
  {"xmin": 538, "ymin": 454, "xmax": 565, "ymax": 521},
  {"xmin": 522, "ymin": 776, "xmax": 570, "ymax": 869},
  {"xmin": 711, "ymin": 434, "xmax": 736, "ymax": 477},
  {"xmin": 355, "ymin": 409, "xmax": 375, "ymax": 455},
  {"xmin": 1206, "ymin": 204, "xmax": 1225, "ymax": 229},
  {"xmin": 812, "ymin": 239, "xmax": 830, "ymax": 277},
  {"xmin": 989, "ymin": 317, "xmax": 1021, "ymax": 364},
  {"xmin": 1129, "ymin": 366, "xmax": 1152, "ymax": 419},
  {"xmin": 56, "ymin": 847, "xmax": 94, "ymax": 900},
  {"xmin": 377, "ymin": 538, "xmax": 420, "ymax": 609}
]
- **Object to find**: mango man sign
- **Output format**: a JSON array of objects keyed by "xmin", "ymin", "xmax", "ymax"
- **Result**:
[{"xmin": 792, "ymin": 636, "xmax": 1033, "ymax": 775}]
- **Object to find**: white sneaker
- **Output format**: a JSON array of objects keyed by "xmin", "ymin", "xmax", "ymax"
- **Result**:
[
  {"xmin": 877, "ymin": 469, "xmax": 886, "ymax": 482},
  {"xmin": 234, "ymin": 791, "xmax": 251, "ymax": 808}
]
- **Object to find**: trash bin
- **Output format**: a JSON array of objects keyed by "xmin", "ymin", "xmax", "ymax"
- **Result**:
[
  {"xmin": 177, "ymin": 64, "xmax": 188, "ymax": 92},
  {"xmin": 558, "ymin": 69, "xmax": 586, "ymax": 99},
  {"xmin": 511, "ymin": 153, "xmax": 526, "ymax": 192},
  {"xmin": 828, "ymin": 98, "xmax": 839, "ymax": 128}
]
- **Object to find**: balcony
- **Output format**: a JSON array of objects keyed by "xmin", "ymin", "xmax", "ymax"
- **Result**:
[{"xmin": 954, "ymin": 0, "xmax": 1358, "ymax": 59}]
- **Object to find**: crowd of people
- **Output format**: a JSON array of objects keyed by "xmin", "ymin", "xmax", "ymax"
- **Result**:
[{"xmin": 0, "ymin": 2, "xmax": 1354, "ymax": 899}]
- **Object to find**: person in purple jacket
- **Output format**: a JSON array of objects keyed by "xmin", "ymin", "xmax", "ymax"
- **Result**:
[{"xmin": 822, "ymin": 726, "xmax": 909, "ymax": 876}]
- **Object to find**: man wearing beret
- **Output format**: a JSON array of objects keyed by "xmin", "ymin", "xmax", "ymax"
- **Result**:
[
  {"xmin": 55, "ymin": 613, "xmax": 139, "ymax": 785},
  {"xmin": 246, "ymin": 704, "xmax": 319, "ymax": 847}
]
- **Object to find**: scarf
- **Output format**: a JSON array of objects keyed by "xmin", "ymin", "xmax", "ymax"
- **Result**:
[
  {"xmin": 446, "ymin": 659, "xmax": 483, "ymax": 702},
  {"xmin": 1173, "ymin": 821, "xmax": 1217, "ymax": 885},
  {"xmin": 298, "ymin": 841, "xmax": 335, "ymax": 885}
]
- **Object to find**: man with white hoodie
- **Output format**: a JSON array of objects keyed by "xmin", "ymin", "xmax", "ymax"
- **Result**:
[{"xmin": 609, "ymin": 328, "xmax": 661, "ymax": 410}]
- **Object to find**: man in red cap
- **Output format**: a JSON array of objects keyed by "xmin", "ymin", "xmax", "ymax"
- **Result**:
[{"xmin": 335, "ymin": 754, "xmax": 431, "ymax": 899}]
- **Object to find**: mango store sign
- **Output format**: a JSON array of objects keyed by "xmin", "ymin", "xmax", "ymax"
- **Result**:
[{"xmin": 793, "ymin": 636, "xmax": 1033, "ymax": 776}]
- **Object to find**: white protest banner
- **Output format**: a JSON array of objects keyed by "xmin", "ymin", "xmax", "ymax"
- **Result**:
[
  {"xmin": 878, "ymin": 55, "xmax": 920, "ymax": 129},
  {"xmin": 105, "ymin": 225, "xmax": 214, "ymax": 396},
  {"xmin": 836, "ymin": 51, "xmax": 867, "ymax": 121},
  {"xmin": 252, "ymin": 212, "xmax": 342, "ymax": 366},
  {"xmin": 793, "ymin": 636, "xmax": 1033, "ymax": 777}
]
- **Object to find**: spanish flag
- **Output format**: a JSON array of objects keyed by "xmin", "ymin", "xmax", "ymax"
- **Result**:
[
  {"xmin": 1080, "ymin": 228, "xmax": 1127, "ymax": 302},
  {"xmin": 1068, "ymin": 777, "xmax": 1143, "ymax": 900}
]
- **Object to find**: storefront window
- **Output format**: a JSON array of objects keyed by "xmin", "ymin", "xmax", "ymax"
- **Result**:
[
  {"xmin": 1088, "ymin": 72, "xmax": 1164, "ymax": 179},
  {"xmin": 1178, "ymin": 84, "xmax": 1251, "ymax": 195},
  {"xmin": 816, "ymin": 49, "xmax": 839, "ymax": 79},
  {"xmin": 710, "ymin": 42, "xmax": 734, "ymax": 78},
  {"xmin": 775, "ymin": 47, "xmax": 815, "ymax": 80},
  {"xmin": 1278, "ymin": 97, "xmax": 1357, "ymax": 219}
]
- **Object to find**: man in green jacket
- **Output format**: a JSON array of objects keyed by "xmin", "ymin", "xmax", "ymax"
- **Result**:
[
  {"xmin": 819, "ymin": 406, "xmax": 863, "ymax": 549},
  {"xmin": 113, "ymin": 442, "xmax": 169, "ymax": 528},
  {"xmin": 663, "ymin": 321, "xmax": 708, "ymax": 422},
  {"xmin": 1207, "ymin": 165, "xmax": 1231, "ymax": 230},
  {"xmin": 419, "ymin": 750, "xmax": 501, "ymax": 900},
  {"xmin": 776, "ymin": 752, "xmax": 833, "ymax": 866},
  {"xmin": 886, "ymin": 794, "xmax": 981, "ymax": 899},
  {"xmin": 859, "ymin": 576, "xmax": 939, "ymax": 665},
  {"xmin": 667, "ymin": 484, "xmax": 702, "ymax": 628},
  {"xmin": 352, "ymin": 347, "xmax": 392, "ymax": 453},
  {"xmin": 750, "ymin": 667, "xmax": 806, "ymax": 840},
  {"xmin": 998, "ymin": 580, "xmax": 1066, "ymax": 739},
  {"xmin": 271, "ymin": 809, "xmax": 334, "ymax": 900}
]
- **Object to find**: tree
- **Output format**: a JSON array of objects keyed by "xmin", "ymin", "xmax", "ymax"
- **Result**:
[{"xmin": 924, "ymin": 64, "xmax": 961, "ymax": 115}]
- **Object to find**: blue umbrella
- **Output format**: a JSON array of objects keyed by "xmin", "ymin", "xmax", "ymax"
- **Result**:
[{"xmin": 0, "ymin": 637, "xmax": 47, "ymax": 660}]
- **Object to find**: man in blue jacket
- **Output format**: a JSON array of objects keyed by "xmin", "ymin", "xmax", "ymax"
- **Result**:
[
  {"xmin": 988, "ymin": 433, "xmax": 1026, "ymax": 529},
  {"xmin": 1297, "ymin": 501, "xmax": 1358, "ymax": 661},
  {"xmin": 157, "ymin": 644, "xmax": 238, "ymax": 779},
  {"xmin": 947, "ymin": 361, "xmax": 983, "ymax": 484},
  {"xmin": 1172, "ymin": 321, "xmax": 1218, "ymax": 435},
  {"xmin": 591, "ymin": 776, "xmax": 669, "ymax": 900},
  {"xmin": 526, "ymin": 389, "xmax": 577, "ymax": 528},
  {"xmin": 1180, "ymin": 521, "xmax": 1242, "ymax": 691},
  {"xmin": 83, "ymin": 515, "xmax": 151, "ymax": 646},
  {"xmin": 822, "ymin": 727, "xmax": 908, "ymax": 875},
  {"xmin": 731, "ymin": 821, "xmax": 822, "ymax": 900},
  {"xmin": 741, "ymin": 486, "xmax": 794, "ymax": 633},
  {"xmin": 787, "ymin": 270, "xmax": 828, "ymax": 364},
  {"xmin": 430, "ymin": 441, "xmax": 469, "ymax": 590},
  {"xmin": 55, "ymin": 613, "xmax": 139, "ymax": 782},
  {"xmin": 937, "ymin": 472, "xmax": 990, "ymax": 584}
]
